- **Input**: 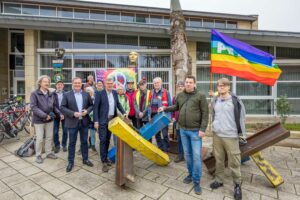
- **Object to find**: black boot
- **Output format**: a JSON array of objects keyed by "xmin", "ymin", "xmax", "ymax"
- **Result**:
[{"xmin": 234, "ymin": 184, "xmax": 242, "ymax": 200}]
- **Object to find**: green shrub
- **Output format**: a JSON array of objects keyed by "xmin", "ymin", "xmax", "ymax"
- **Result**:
[{"xmin": 275, "ymin": 95, "xmax": 292, "ymax": 124}]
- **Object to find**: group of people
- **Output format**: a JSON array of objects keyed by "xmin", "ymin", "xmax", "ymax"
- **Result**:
[{"xmin": 30, "ymin": 73, "xmax": 245, "ymax": 200}]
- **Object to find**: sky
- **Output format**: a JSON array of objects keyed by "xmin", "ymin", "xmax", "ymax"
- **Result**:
[{"xmin": 79, "ymin": 0, "xmax": 300, "ymax": 32}]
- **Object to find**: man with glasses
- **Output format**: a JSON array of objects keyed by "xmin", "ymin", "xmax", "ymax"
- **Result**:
[{"xmin": 209, "ymin": 78, "xmax": 246, "ymax": 200}]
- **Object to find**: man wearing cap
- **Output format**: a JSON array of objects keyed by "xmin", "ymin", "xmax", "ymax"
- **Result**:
[
  {"xmin": 125, "ymin": 79, "xmax": 137, "ymax": 128},
  {"xmin": 134, "ymin": 79, "xmax": 151, "ymax": 129},
  {"xmin": 53, "ymin": 80, "xmax": 68, "ymax": 153}
]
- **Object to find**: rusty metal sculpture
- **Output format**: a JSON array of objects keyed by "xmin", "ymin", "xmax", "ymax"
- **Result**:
[{"xmin": 170, "ymin": 0, "xmax": 192, "ymax": 82}]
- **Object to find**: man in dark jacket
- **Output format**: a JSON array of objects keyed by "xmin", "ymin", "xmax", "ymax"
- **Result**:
[
  {"xmin": 61, "ymin": 77, "xmax": 94, "ymax": 172},
  {"xmin": 94, "ymin": 77, "xmax": 126, "ymax": 172},
  {"xmin": 158, "ymin": 75, "xmax": 209, "ymax": 195},
  {"xmin": 53, "ymin": 80, "xmax": 68, "ymax": 153}
]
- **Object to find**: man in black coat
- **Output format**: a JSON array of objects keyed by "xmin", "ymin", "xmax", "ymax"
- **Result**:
[
  {"xmin": 61, "ymin": 77, "xmax": 94, "ymax": 172},
  {"xmin": 94, "ymin": 77, "xmax": 126, "ymax": 172}
]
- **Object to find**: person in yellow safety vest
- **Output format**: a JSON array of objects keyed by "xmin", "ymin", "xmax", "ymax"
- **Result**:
[{"xmin": 134, "ymin": 79, "xmax": 151, "ymax": 129}]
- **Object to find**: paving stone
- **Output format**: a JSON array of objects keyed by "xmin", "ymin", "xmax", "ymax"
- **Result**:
[
  {"xmin": 285, "ymin": 174, "xmax": 300, "ymax": 185},
  {"xmin": 0, "ymin": 159, "xmax": 8, "ymax": 169},
  {"xmin": 163, "ymin": 178, "xmax": 193, "ymax": 193},
  {"xmin": 295, "ymin": 184, "xmax": 300, "ymax": 195},
  {"xmin": 148, "ymin": 164, "xmax": 184, "ymax": 179},
  {"xmin": 134, "ymin": 167, "xmax": 150, "ymax": 177},
  {"xmin": 142, "ymin": 197, "xmax": 155, "ymax": 200},
  {"xmin": 278, "ymin": 191, "xmax": 300, "ymax": 200},
  {"xmin": 88, "ymin": 181, "xmax": 144, "ymax": 200},
  {"xmin": 99, "ymin": 169, "xmax": 116, "ymax": 181},
  {"xmin": 11, "ymin": 180, "xmax": 40, "ymax": 196},
  {"xmin": 23, "ymin": 189, "xmax": 56, "ymax": 200},
  {"xmin": 0, "ymin": 167, "xmax": 18, "ymax": 179},
  {"xmin": 2, "ymin": 173, "xmax": 28, "ymax": 186},
  {"xmin": 2, "ymin": 141, "xmax": 24, "ymax": 153},
  {"xmin": 0, "ymin": 147, "xmax": 11, "ymax": 158},
  {"xmin": 242, "ymin": 181, "xmax": 278, "ymax": 198},
  {"xmin": 134, "ymin": 158, "xmax": 154, "ymax": 169},
  {"xmin": 1, "ymin": 155, "xmax": 21, "ymax": 163},
  {"xmin": 30, "ymin": 172, "xmax": 55, "ymax": 185},
  {"xmin": 33, "ymin": 158, "xmax": 67, "ymax": 173},
  {"xmin": 0, "ymin": 190, "xmax": 22, "ymax": 200},
  {"xmin": 60, "ymin": 169, "xmax": 107, "ymax": 193},
  {"xmin": 160, "ymin": 189, "xmax": 199, "ymax": 200},
  {"xmin": 9, "ymin": 159, "xmax": 32, "ymax": 170},
  {"xmin": 277, "ymin": 182, "xmax": 296, "ymax": 194},
  {"xmin": 0, "ymin": 180, "xmax": 10, "ymax": 193},
  {"xmin": 41, "ymin": 179, "xmax": 72, "ymax": 196},
  {"xmin": 190, "ymin": 188, "xmax": 224, "ymax": 200},
  {"xmin": 238, "ymin": 189, "xmax": 261, "ymax": 200},
  {"xmin": 127, "ymin": 177, "xmax": 168, "ymax": 199},
  {"xmin": 261, "ymin": 195, "xmax": 278, "ymax": 200},
  {"xmin": 51, "ymin": 165, "xmax": 81, "ymax": 178},
  {"xmin": 144, "ymin": 172, "xmax": 169, "ymax": 184},
  {"xmin": 58, "ymin": 188, "xmax": 94, "ymax": 200},
  {"xmin": 19, "ymin": 166, "xmax": 42, "ymax": 177}
]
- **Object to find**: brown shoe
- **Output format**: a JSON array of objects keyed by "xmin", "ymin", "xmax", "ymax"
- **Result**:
[
  {"xmin": 174, "ymin": 155, "xmax": 184, "ymax": 163},
  {"xmin": 102, "ymin": 163, "xmax": 109, "ymax": 173}
]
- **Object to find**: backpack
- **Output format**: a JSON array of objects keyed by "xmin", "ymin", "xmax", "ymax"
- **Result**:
[{"xmin": 15, "ymin": 136, "xmax": 36, "ymax": 157}]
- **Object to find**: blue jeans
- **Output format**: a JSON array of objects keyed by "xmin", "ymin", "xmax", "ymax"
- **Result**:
[
  {"xmin": 68, "ymin": 122, "xmax": 89, "ymax": 164},
  {"xmin": 180, "ymin": 129, "xmax": 202, "ymax": 184},
  {"xmin": 89, "ymin": 128, "xmax": 96, "ymax": 146},
  {"xmin": 53, "ymin": 118, "xmax": 68, "ymax": 148}
]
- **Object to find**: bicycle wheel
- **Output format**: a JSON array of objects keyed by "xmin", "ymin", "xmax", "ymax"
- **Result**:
[{"xmin": 0, "ymin": 124, "xmax": 5, "ymax": 143}]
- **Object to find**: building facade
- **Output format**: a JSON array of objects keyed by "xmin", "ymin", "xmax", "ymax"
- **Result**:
[{"xmin": 0, "ymin": 0, "xmax": 299, "ymax": 118}]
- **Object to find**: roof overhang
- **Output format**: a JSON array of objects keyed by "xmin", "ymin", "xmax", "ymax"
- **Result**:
[{"xmin": 0, "ymin": 15, "xmax": 300, "ymax": 47}]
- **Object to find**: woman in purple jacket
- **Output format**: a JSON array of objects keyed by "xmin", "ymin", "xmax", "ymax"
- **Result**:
[{"xmin": 30, "ymin": 75, "xmax": 61, "ymax": 164}]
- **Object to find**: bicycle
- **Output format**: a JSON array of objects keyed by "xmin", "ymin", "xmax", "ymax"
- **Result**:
[{"xmin": 0, "ymin": 96, "xmax": 32, "ymax": 143}]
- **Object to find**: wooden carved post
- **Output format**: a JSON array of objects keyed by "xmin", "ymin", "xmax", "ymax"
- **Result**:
[{"xmin": 170, "ymin": 0, "xmax": 192, "ymax": 83}]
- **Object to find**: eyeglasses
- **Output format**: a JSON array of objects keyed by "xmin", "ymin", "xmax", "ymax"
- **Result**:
[{"xmin": 217, "ymin": 84, "xmax": 227, "ymax": 88}]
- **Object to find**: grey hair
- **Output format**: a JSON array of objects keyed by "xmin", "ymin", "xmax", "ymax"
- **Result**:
[
  {"xmin": 87, "ymin": 75, "xmax": 94, "ymax": 81},
  {"xmin": 153, "ymin": 77, "xmax": 162, "ymax": 83},
  {"xmin": 72, "ymin": 77, "xmax": 82, "ymax": 83},
  {"xmin": 36, "ymin": 75, "xmax": 51, "ymax": 89},
  {"xmin": 106, "ymin": 77, "xmax": 114, "ymax": 82},
  {"xmin": 85, "ymin": 86, "xmax": 94, "ymax": 94}
]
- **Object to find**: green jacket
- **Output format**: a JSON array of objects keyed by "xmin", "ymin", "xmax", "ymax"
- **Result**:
[{"xmin": 164, "ymin": 89, "xmax": 209, "ymax": 132}]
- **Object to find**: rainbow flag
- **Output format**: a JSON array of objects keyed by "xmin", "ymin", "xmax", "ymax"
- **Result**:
[{"xmin": 211, "ymin": 29, "xmax": 282, "ymax": 86}]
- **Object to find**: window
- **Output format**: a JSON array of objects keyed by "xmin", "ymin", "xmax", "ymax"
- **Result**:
[
  {"xmin": 197, "ymin": 42, "xmax": 210, "ymax": 60},
  {"xmin": 236, "ymin": 80, "xmax": 272, "ymax": 96},
  {"xmin": 4, "ymin": 3, "xmax": 21, "ymax": 14},
  {"xmin": 106, "ymin": 11, "xmax": 120, "ymax": 21},
  {"xmin": 139, "ymin": 55, "xmax": 171, "ymax": 68},
  {"xmin": 22, "ymin": 4, "xmax": 39, "ymax": 15},
  {"xmin": 253, "ymin": 45, "xmax": 274, "ymax": 55},
  {"xmin": 136, "ymin": 14, "xmax": 149, "ymax": 23},
  {"xmin": 40, "ymin": 54, "xmax": 72, "ymax": 69},
  {"xmin": 227, "ymin": 21, "xmax": 237, "ymax": 29},
  {"xmin": 74, "ymin": 54, "xmax": 105, "ymax": 68},
  {"xmin": 40, "ymin": 31, "xmax": 72, "ymax": 49},
  {"xmin": 9, "ymin": 55, "xmax": 24, "ymax": 70},
  {"xmin": 141, "ymin": 70, "xmax": 170, "ymax": 90},
  {"xmin": 163, "ymin": 16, "xmax": 170, "ymax": 25},
  {"xmin": 276, "ymin": 47, "xmax": 300, "ymax": 59},
  {"xmin": 150, "ymin": 15, "xmax": 163, "ymax": 24},
  {"xmin": 203, "ymin": 19, "xmax": 214, "ymax": 28},
  {"xmin": 74, "ymin": 9, "xmax": 89, "ymax": 19},
  {"xmin": 40, "ymin": 6, "xmax": 56, "ymax": 17},
  {"xmin": 243, "ymin": 100, "xmax": 273, "ymax": 115},
  {"xmin": 121, "ymin": 12, "xmax": 135, "ymax": 22},
  {"xmin": 107, "ymin": 55, "xmax": 130, "ymax": 68},
  {"xmin": 107, "ymin": 35, "xmax": 138, "ymax": 49},
  {"xmin": 57, "ymin": 7, "xmax": 73, "ymax": 18},
  {"xmin": 90, "ymin": 10, "xmax": 105, "ymax": 20},
  {"xmin": 74, "ymin": 32, "xmax": 105, "ymax": 49},
  {"xmin": 11, "ymin": 32, "xmax": 24, "ymax": 53},
  {"xmin": 189, "ymin": 18, "xmax": 202, "ymax": 28},
  {"xmin": 139, "ymin": 37, "xmax": 170, "ymax": 49},
  {"xmin": 215, "ymin": 20, "xmax": 225, "ymax": 28}
]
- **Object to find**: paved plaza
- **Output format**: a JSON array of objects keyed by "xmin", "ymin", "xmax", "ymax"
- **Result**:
[{"xmin": 0, "ymin": 132, "xmax": 300, "ymax": 200}]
